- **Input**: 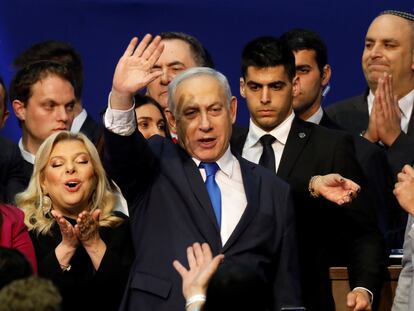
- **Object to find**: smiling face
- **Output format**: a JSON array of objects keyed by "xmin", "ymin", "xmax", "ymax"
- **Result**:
[
  {"xmin": 41, "ymin": 139, "xmax": 96, "ymax": 217},
  {"xmin": 362, "ymin": 14, "xmax": 414, "ymax": 97},
  {"xmin": 240, "ymin": 66, "xmax": 298, "ymax": 131},
  {"xmin": 147, "ymin": 39, "xmax": 198, "ymax": 108},
  {"xmin": 172, "ymin": 74, "xmax": 237, "ymax": 162},
  {"xmin": 12, "ymin": 74, "xmax": 76, "ymax": 155}
]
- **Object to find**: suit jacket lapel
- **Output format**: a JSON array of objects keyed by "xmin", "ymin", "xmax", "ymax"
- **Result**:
[
  {"xmin": 222, "ymin": 156, "xmax": 260, "ymax": 252},
  {"xmin": 277, "ymin": 117, "xmax": 312, "ymax": 179},
  {"xmin": 178, "ymin": 147, "xmax": 222, "ymax": 248},
  {"xmin": 407, "ymin": 98, "xmax": 414, "ymax": 137},
  {"xmin": 230, "ymin": 125, "xmax": 249, "ymax": 156}
]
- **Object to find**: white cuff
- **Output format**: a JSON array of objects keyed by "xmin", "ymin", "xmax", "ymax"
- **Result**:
[
  {"xmin": 104, "ymin": 92, "xmax": 136, "ymax": 136},
  {"xmin": 352, "ymin": 286, "xmax": 373, "ymax": 303}
]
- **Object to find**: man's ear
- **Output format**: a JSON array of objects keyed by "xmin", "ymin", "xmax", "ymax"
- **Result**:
[
  {"xmin": 165, "ymin": 109, "xmax": 177, "ymax": 134},
  {"xmin": 0, "ymin": 110, "xmax": 9, "ymax": 129},
  {"xmin": 292, "ymin": 76, "xmax": 301, "ymax": 97},
  {"xmin": 12, "ymin": 100, "xmax": 26, "ymax": 122},
  {"xmin": 240, "ymin": 77, "xmax": 246, "ymax": 98},
  {"xmin": 229, "ymin": 96, "xmax": 238, "ymax": 124},
  {"xmin": 321, "ymin": 64, "xmax": 332, "ymax": 87}
]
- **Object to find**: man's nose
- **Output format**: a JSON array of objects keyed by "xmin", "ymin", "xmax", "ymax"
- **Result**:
[{"xmin": 260, "ymin": 87, "xmax": 271, "ymax": 104}]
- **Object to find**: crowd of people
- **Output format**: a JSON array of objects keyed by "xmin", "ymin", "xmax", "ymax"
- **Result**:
[{"xmin": 0, "ymin": 8, "xmax": 414, "ymax": 311}]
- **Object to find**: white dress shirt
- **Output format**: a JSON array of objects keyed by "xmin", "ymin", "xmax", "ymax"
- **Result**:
[
  {"xmin": 306, "ymin": 106, "xmax": 324, "ymax": 125},
  {"xmin": 242, "ymin": 112, "xmax": 294, "ymax": 172},
  {"xmin": 105, "ymin": 99, "xmax": 247, "ymax": 245},
  {"xmin": 367, "ymin": 88, "xmax": 414, "ymax": 135},
  {"xmin": 70, "ymin": 108, "xmax": 88, "ymax": 133}
]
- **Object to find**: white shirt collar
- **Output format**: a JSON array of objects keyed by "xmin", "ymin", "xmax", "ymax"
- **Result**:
[
  {"xmin": 70, "ymin": 108, "xmax": 88, "ymax": 133},
  {"xmin": 192, "ymin": 146, "xmax": 235, "ymax": 178},
  {"xmin": 246, "ymin": 111, "xmax": 295, "ymax": 148},
  {"xmin": 367, "ymin": 88, "xmax": 414, "ymax": 119},
  {"xmin": 306, "ymin": 106, "xmax": 324, "ymax": 125},
  {"xmin": 18, "ymin": 138, "xmax": 35, "ymax": 164}
]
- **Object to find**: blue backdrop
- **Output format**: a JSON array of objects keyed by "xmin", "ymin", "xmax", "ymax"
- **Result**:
[{"xmin": 0, "ymin": 0, "xmax": 411, "ymax": 141}]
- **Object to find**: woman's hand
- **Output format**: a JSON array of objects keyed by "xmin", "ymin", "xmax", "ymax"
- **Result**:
[{"xmin": 75, "ymin": 209, "xmax": 107, "ymax": 270}]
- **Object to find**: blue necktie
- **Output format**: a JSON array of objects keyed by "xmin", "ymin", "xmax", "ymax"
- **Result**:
[{"xmin": 200, "ymin": 162, "xmax": 222, "ymax": 228}]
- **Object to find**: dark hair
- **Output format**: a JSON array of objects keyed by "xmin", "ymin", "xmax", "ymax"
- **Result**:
[
  {"xmin": 204, "ymin": 261, "xmax": 269, "ymax": 311},
  {"xmin": 0, "ymin": 76, "xmax": 7, "ymax": 110},
  {"xmin": 159, "ymin": 32, "xmax": 214, "ymax": 68},
  {"xmin": 241, "ymin": 36, "xmax": 295, "ymax": 80},
  {"xmin": 0, "ymin": 247, "xmax": 33, "ymax": 290},
  {"xmin": 14, "ymin": 40, "xmax": 83, "ymax": 99},
  {"xmin": 280, "ymin": 28, "xmax": 328, "ymax": 76},
  {"xmin": 134, "ymin": 94, "xmax": 171, "ymax": 139},
  {"xmin": 9, "ymin": 60, "xmax": 76, "ymax": 106}
]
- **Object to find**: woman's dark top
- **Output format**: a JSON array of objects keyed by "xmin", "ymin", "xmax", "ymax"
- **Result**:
[{"xmin": 30, "ymin": 212, "xmax": 134, "ymax": 311}]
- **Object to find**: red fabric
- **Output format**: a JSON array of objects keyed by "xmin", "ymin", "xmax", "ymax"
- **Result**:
[{"xmin": 0, "ymin": 204, "xmax": 37, "ymax": 273}]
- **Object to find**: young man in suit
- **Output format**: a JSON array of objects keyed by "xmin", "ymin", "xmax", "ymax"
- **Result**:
[
  {"xmin": 13, "ymin": 40, "xmax": 102, "ymax": 145},
  {"xmin": 103, "ymin": 34, "xmax": 305, "ymax": 310},
  {"xmin": 10, "ymin": 61, "xmax": 77, "ymax": 185},
  {"xmin": 280, "ymin": 28, "xmax": 401, "ymax": 251},
  {"xmin": 231, "ymin": 36, "xmax": 386, "ymax": 311},
  {"xmin": 0, "ymin": 77, "xmax": 26, "ymax": 203}
]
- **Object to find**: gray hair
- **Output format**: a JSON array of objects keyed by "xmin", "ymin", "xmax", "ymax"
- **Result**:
[{"xmin": 167, "ymin": 67, "xmax": 232, "ymax": 116}]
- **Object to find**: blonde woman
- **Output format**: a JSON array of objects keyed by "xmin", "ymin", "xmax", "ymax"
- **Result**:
[{"xmin": 16, "ymin": 131, "xmax": 133, "ymax": 311}]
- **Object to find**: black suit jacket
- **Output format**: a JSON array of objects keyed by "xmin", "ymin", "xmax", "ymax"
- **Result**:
[
  {"xmin": 79, "ymin": 113, "xmax": 102, "ymax": 145},
  {"xmin": 103, "ymin": 128, "xmax": 302, "ymax": 311},
  {"xmin": 0, "ymin": 136, "xmax": 27, "ymax": 203},
  {"xmin": 320, "ymin": 111, "xmax": 401, "ymax": 250},
  {"xmin": 231, "ymin": 118, "xmax": 386, "ymax": 311}
]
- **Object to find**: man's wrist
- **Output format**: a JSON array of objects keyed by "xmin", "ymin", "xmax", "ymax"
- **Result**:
[
  {"xmin": 352, "ymin": 287, "xmax": 373, "ymax": 304},
  {"xmin": 309, "ymin": 175, "xmax": 321, "ymax": 198}
]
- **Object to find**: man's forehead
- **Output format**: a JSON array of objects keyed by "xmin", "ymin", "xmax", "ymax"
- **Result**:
[
  {"xmin": 156, "ymin": 39, "xmax": 196, "ymax": 64},
  {"xmin": 175, "ymin": 76, "xmax": 225, "ymax": 103},
  {"xmin": 246, "ymin": 66, "xmax": 289, "ymax": 81},
  {"xmin": 368, "ymin": 14, "xmax": 413, "ymax": 36}
]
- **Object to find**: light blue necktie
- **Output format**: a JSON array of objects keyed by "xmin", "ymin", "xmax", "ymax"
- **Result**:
[{"xmin": 200, "ymin": 162, "xmax": 222, "ymax": 228}]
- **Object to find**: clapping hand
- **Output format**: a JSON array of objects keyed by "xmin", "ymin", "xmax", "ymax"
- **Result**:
[{"xmin": 313, "ymin": 174, "xmax": 360, "ymax": 205}]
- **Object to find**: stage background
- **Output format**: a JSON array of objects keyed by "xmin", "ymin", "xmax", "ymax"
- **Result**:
[{"xmin": 0, "ymin": 0, "xmax": 411, "ymax": 141}]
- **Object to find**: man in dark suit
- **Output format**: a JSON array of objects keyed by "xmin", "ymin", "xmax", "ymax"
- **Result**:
[
  {"xmin": 231, "ymin": 36, "xmax": 386, "ymax": 311},
  {"xmin": 326, "ymin": 10, "xmax": 414, "ymax": 179},
  {"xmin": 103, "ymin": 34, "xmax": 304, "ymax": 311},
  {"xmin": 326, "ymin": 10, "xmax": 414, "ymax": 248},
  {"xmin": 0, "ymin": 77, "xmax": 26, "ymax": 203},
  {"xmin": 280, "ymin": 28, "xmax": 400, "ymax": 251},
  {"xmin": 13, "ymin": 40, "xmax": 102, "ymax": 145}
]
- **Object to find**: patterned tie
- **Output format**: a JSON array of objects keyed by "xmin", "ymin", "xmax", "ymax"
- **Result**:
[
  {"xmin": 199, "ymin": 162, "xmax": 222, "ymax": 228},
  {"xmin": 259, "ymin": 134, "xmax": 276, "ymax": 171}
]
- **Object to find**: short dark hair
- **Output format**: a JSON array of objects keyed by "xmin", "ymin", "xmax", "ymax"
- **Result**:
[
  {"xmin": 0, "ymin": 76, "xmax": 7, "ymax": 110},
  {"xmin": 159, "ymin": 32, "xmax": 214, "ymax": 68},
  {"xmin": 13, "ymin": 40, "xmax": 83, "ymax": 99},
  {"xmin": 0, "ymin": 247, "xmax": 33, "ymax": 290},
  {"xmin": 241, "ymin": 36, "xmax": 295, "ymax": 80},
  {"xmin": 280, "ymin": 28, "xmax": 328, "ymax": 75},
  {"xmin": 9, "ymin": 60, "xmax": 76, "ymax": 106}
]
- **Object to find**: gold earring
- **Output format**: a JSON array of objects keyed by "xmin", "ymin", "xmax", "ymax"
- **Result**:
[{"xmin": 41, "ymin": 193, "xmax": 52, "ymax": 217}]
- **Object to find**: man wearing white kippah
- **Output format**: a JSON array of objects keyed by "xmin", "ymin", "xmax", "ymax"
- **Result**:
[{"xmin": 327, "ymin": 9, "xmax": 414, "ymax": 249}]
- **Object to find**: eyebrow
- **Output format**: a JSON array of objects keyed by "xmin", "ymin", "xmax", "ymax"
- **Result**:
[{"xmin": 365, "ymin": 37, "xmax": 400, "ymax": 44}]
